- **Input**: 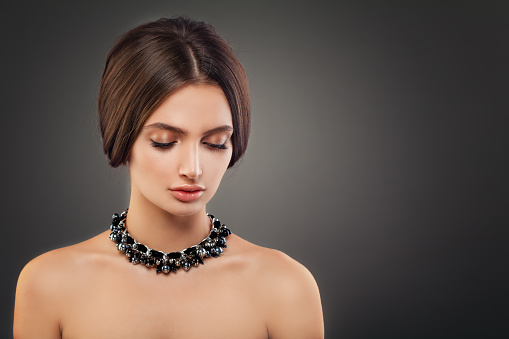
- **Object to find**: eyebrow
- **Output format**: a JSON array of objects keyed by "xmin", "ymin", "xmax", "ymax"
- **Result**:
[{"xmin": 144, "ymin": 122, "xmax": 233, "ymax": 136}]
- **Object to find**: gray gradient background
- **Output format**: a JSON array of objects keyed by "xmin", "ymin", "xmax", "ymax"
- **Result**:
[{"xmin": 1, "ymin": 1, "xmax": 508, "ymax": 338}]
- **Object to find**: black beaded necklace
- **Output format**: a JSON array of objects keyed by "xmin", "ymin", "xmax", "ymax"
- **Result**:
[{"xmin": 109, "ymin": 209, "xmax": 231, "ymax": 274}]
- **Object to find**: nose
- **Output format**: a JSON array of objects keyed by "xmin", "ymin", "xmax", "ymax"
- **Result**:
[{"xmin": 178, "ymin": 143, "xmax": 202, "ymax": 180}]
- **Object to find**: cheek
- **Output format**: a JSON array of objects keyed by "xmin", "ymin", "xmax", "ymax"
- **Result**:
[
  {"xmin": 204, "ymin": 149, "xmax": 232, "ymax": 182},
  {"xmin": 130, "ymin": 145, "xmax": 173, "ymax": 182}
]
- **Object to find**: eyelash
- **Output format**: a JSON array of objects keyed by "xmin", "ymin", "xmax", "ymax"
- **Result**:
[
  {"xmin": 150, "ymin": 140, "xmax": 176, "ymax": 149},
  {"xmin": 150, "ymin": 140, "xmax": 228, "ymax": 151},
  {"xmin": 203, "ymin": 142, "xmax": 228, "ymax": 151}
]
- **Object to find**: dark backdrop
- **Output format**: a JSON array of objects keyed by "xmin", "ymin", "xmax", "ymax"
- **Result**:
[{"xmin": 1, "ymin": 1, "xmax": 507, "ymax": 338}]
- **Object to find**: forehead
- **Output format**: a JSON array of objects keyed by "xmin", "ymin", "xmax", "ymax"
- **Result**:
[{"xmin": 144, "ymin": 84, "xmax": 233, "ymax": 130}]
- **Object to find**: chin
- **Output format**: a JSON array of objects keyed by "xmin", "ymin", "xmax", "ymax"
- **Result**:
[{"xmin": 160, "ymin": 200, "xmax": 207, "ymax": 217}]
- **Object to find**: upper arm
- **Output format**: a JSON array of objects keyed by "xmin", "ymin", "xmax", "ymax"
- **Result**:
[
  {"xmin": 262, "ymin": 251, "xmax": 324, "ymax": 339},
  {"xmin": 14, "ymin": 255, "xmax": 63, "ymax": 339}
]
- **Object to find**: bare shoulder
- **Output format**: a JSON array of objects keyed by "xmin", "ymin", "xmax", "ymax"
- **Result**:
[
  {"xmin": 228, "ymin": 235, "xmax": 324, "ymax": 338},
  {"xmin": 229, "ymin": 234, "xmax": 319, "ymax": 289},
  {"xmin": 17, "ymin": 231, "xmax": 110, "ymax": 286},
  {"xmin": 14, "ymin": 232, "xmax": 110, "ymax": 338},
  {"xmin": 232, "ymin": 235, "xmax": 314, "ymax": 283}
]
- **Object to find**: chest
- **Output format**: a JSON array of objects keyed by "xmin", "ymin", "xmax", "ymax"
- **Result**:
[{"xmin": 59, "ymin": 265, "xmax": 267, "ymax": 339}]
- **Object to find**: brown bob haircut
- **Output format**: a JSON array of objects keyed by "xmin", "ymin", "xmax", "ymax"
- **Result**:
[{"xmin": 98, "ymin": 17, "xmax": 250, "ymax": 168}]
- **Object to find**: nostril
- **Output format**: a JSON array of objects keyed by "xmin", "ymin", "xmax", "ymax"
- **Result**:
[{"xmin": 179, "ymin": 164, "xmax": 202, "ymax": 179}]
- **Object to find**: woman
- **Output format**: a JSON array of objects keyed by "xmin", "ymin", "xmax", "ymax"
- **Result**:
[{"xmin": 14, "ymin": 17, "xmax": 324, "ymax": 338}]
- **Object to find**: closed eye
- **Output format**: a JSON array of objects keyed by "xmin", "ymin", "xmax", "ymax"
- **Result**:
[
  {"xmin": 203, "ymin": 142, "xmax": 228, "ymax": 150},
  {"xmin": 150, "ymin": 139, "xmax": 177, "ymax": 149}
]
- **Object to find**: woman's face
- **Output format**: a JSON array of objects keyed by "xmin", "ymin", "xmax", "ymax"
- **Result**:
[{"xmin": 128, "ymin": 84, "xmax": 233, "ymax": 216}]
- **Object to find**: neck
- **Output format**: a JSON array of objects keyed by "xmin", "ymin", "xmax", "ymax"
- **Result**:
[{"xmin": 125, "ymin": 192, "xmax": 211, "ymax": 253}]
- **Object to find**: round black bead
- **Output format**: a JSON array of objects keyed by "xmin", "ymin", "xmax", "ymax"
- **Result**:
[
  {"xmin": 112, "ymin": 213, "xmax": 120, "ymax": 226},
  {"xmin": 210, "ymin": 247, "xmax": 218, "ymax": 257},
  {"xmin": 220, "ymin": 227, "xmax": 231, "ymax": 237},
  {"xmin": 217, "ymin": 237, "xmax": 226, "ymax": 247},
  {"xmin": 145, "ymin": 258, "xmax": 155, "ymax": 267}
]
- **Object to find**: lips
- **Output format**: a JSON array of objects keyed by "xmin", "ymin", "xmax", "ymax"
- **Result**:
[{"xmin": 170, "ymin": 185, "xmax": 204, "ymax": 202}]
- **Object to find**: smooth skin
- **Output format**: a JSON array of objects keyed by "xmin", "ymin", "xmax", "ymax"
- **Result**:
[{"xmin": 14, "ymin": 84, "xmax": 324, "ymax": 339}]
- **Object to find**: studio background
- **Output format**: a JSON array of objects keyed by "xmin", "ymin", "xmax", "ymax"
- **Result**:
[{"xmin": 1, "ymin": 1, "xmax": 507, "ymax": 338}]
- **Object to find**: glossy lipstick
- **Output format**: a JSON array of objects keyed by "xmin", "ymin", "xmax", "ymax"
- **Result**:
[{"xmin": 170, "ymin": 185, "xmax": 204, "ymax": 202}]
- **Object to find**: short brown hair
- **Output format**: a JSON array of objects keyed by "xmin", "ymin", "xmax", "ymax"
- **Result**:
[{"xmin": 98, "ymin": 17, "xmax": 250, "ymax": 168}]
